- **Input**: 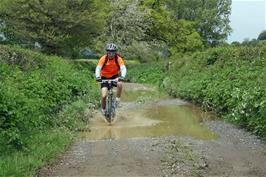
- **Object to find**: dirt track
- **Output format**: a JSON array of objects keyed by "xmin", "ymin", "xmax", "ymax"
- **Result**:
[{"xmin": 39, "ymin": 83, "xmax": 266, "ymax": 177}]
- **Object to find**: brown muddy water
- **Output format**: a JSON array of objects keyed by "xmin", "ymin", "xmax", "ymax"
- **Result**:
[{"xmin": 80, "ymin": 84, "xmax": 218, "ymax": 140}]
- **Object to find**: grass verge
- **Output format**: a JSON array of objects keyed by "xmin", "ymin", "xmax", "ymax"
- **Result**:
[{"xmin": 0, "ymin": 129, "xmax": 75, "ymax": 177}]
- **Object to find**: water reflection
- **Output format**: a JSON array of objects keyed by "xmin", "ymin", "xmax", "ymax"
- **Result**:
[{"xmin": 80, "ymin": 85, "xmax": 218, "ymax": 140}]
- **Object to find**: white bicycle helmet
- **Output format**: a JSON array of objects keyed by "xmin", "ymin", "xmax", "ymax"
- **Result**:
[{"xmin": 105, "ymin": 43, "xmax": 118, "ymax": 51}]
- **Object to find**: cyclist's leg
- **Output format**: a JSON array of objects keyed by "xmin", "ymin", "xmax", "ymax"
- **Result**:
[
  {"xmin": 115, "ymin": 81, "xmax": 122, "ymax": 108},
  {"xmin": 116, "ymin": 81, "xmax": 122, "ymax": 98},
  {"xmin": 101, "ymin": 87, "xmax": 108, "ymax": 110}
]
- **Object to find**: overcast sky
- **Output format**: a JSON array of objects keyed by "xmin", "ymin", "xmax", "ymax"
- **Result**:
[{"xmin": 227, "ymin": 0, "xmax": 266, "ymax": 43}]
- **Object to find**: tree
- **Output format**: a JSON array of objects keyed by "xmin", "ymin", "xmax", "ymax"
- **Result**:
[
  {"xmin": 169, "ymin": 20, "xmax": 204, "ymax": 53},
  {"xmin": 146, "ymin": 0, "xmax": 232, "ymax": 47},
  {"xmin": 258, "ymin": 30, "xmax": 266, "ymax": 41},
  {"xmin": 95, "ymin": 0, "xmax": 155, "ymax": 59},
  {"xmin": 0, "ymin": 0, "xmax": 108, "ymax": 56},
  {"xmin": 242, "ymin": 38, "xmax": 250, "ymax": 45},
  {"xmin": 141, "ymin": 0, "xmax": 204, "ymax": 55},
  {"xmin": 231, "ymin": 41, "xmax": 240, "ymax": 46}
]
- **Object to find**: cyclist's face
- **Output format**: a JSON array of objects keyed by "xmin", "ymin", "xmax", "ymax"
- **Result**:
[{"xmin": 107, "ymin": 51, "xmax": 116, "ymax": 58}]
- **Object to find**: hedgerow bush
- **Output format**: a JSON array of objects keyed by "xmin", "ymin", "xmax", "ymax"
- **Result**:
[
  {"xmin": 163, "ymin": 44, "xmax": 266, "ymax": 138},
  {"xmin": 0, "ymin": 45, "xmax": 99, "ymax": 150},
  {"xmin": 71, "ymin": 59, "xmax": 97, "ymax": 73},
  {"xmin": 127, "ymin": 62, "xmax": 165, "ymax": 85}
]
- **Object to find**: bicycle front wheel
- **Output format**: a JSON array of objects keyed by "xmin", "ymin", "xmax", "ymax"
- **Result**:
[{"xmin": 105, "ymin": 94, "xmax": 112, "ymax": 123}]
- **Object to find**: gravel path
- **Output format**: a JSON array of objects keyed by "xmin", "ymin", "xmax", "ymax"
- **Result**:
[
  {"xmin": 38, "ymin": 83, "xmax": 266, "ymax": 177},
  {"xmin": 39, "ymin": 138, "xmax": 165, "ymax": 177}
]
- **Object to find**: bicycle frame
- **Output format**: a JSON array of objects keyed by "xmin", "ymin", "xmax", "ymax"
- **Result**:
[{"xmin": 101, "ymin": 79, "xmax": 118, "ymax": 123}]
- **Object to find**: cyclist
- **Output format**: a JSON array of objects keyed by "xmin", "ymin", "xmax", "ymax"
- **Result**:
[{"xmin": 95, "ymin": 43, "xmax": 127, "ymax": 114}]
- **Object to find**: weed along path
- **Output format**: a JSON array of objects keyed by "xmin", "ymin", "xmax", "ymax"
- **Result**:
[{"xmin": 39, "ymin": 83, "xmax": 266, "ymax": 177}]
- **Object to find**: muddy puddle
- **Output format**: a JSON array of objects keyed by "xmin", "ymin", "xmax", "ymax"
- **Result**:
[{"xmin": 80, "ymin": 84, "xmax": 218, "ymax": 140}]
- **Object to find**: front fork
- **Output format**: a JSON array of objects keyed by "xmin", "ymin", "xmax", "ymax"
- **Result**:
[{"xmin": 106, "ymin": 89, "xmax": 116, "ymax": 120}]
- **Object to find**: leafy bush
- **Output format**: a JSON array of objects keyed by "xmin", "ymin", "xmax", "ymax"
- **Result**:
[
  {"xmin": 0, "ymin": 45, "xmax": 99, "ymax": 150},
  {"xmin": 163, "ymin": 44, "xmax": 266, "ymax": 139},
  {"xmin": 127, "ymin": 62, "xmax": 166, "ymax": 85},
  {"xmin": 71, "ymin": 59, "xmax": 98, "ymax": 73}
]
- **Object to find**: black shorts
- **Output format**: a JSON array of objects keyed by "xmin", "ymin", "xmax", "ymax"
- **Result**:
[{"xmin": 101, "ymin": 75, "xmax": 119, "ymax": 88}]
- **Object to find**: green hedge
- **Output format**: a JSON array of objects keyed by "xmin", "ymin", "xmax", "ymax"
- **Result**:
[
  {"xmin": 0, "ymin": 45, "xmax": 99, "ymax": 150},
  {"xmin": 127, "ymin": 62, "xmax": 165, "ymax": 85},
  {"xmin": 163, "ymin": 44, "xmax": 266, "ymax": 138},
  {"xmin": 71, "ymin": 59, "xmax": 98, "ymax": 73}
]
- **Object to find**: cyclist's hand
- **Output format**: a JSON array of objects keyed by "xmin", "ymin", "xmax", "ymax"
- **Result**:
[
  {"xmin": 119, "ymin": 77, "xmax": 126, "ymax": 82},
  {"xmin": 96, "ymin": 77, "xmax": 101, "ymax": 82},
  {"xmin": 115, "ymin": 77, "xmax": 120, "ymax": 82}
]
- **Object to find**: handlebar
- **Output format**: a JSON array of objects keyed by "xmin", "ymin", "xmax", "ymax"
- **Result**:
[
  {"xmin": 101, "ymin": 79, "xmax": 118, "ymax": 83},
  {"xmin": 96, "ymin": 78, "xmax": 128, "ymax": 83}
]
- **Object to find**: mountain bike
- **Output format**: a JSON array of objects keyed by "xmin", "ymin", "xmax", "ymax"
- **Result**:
[{"xmin": 101, "ymin": 79, "xmax": 118, "ymax": 124}]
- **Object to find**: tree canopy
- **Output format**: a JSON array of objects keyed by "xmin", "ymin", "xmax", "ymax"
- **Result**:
[
  {"xmin": 143, "ymin": 0, "xmax": 232, "ymax": 47},
  {"xmin": 0, "ymin": 0, "xmax": 108, "ymax": 56},
  {"xmin": 95, "ymin": 0, "xmax": 153, "ymax": 58},
  {"xmin": 0, "ymin": 0, "xmax": 232, "ymax": 59},
  {"xmin": 258, "ymin": 30, "xmax": 266, "ymax": 41}
]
